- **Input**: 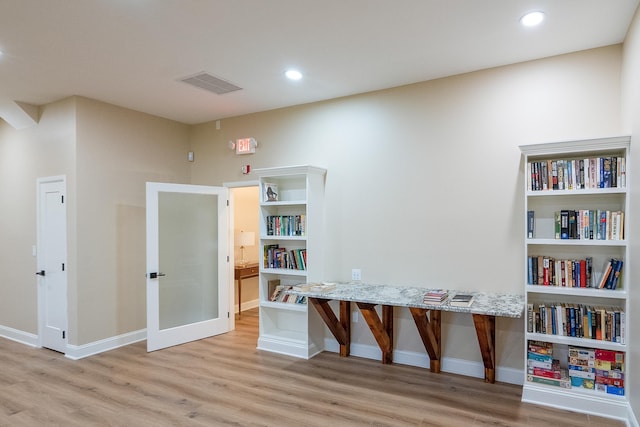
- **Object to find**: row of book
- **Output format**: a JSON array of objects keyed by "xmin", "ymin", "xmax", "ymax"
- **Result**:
[
  {"xmin": 527, "ymin": 256, "xmax": 623, "ymax": 289},
  {"xmin": 527, "ymin": 303, "xmax": 625, "ymax": 343},
  {"xmin": 528, "ymin": 209, "xmax": 625, "ymax": 241},
  {"xmin": 265, "ymin": 215, "xmax": 306, "ymax": 236},
  {"xmin": 263, "ymin": 244, "xmax": 307, "ymax": 270},
  {"xmin": 526, "ymin": 341, "xmax": 625, "ymax": 395},
  {"xmin": 527, "ymin": 156, "xmax": 626, "ymax": 192},
  {"xmin": 269, "ymin": 285, "xmax": 307, "ymax": 304}
]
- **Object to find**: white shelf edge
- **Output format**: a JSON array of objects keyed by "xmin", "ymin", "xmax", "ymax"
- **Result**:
[
  {"xmin": 526, "ymin": 238, "xmax": 627, "ymax": 247},
  {"xmin": 260, "ymin": 200, "xmax": 306, "ymax": 207},
  {"xmin": 525, "ymin": 285, "xmax": 627, "ymax": 298},
  {"xmin": 523, "ymin": 382, "xmax": 627, "ymax": 402},
  {"xmin": 526, "ymin": 188, "xmax": 626, "ymax": 196},
  {"xmin": 261, "ymin": 235, "xmax": 307, "ymax": 241},
  {"xmin": 525, "ymin": 333, "xmax": 627, "ymax": 350},
  {"xmin": 260, "ymin": 300, "xmax": 308, "ymax": 312},
  {"xmin": 519, "ymin": 136, "xmax": 630, "ymax": 156},
  {"xmin": 260, "ymin": 268, "xmax": 308, "ymax": 276}
]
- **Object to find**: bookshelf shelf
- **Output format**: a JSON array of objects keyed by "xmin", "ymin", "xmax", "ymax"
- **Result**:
[
  {"xmin": 254, "ymin": 165, "xmax": 326, "ymax": 359},
  {"xmin": 526, "ymin": 332, "xmax": 627, "ymax": 351},
  {"xmin": 525, "ymin": 284, "xmax": 627, "ymax": 299},
  {"xmin": 526, "ymin": 238, "xmax": 626, "ymax": 247},
  {"xmin": 260, "ymin": 300, "xmax": 309, "ymax": 312},
  {"xmin": 261, "ymin": 267, "xmax": 308, "ymax": 276},
  {"xmin": 526, "ymin": 187, "xmax": 626, "ymax": 197},
  {"xmin": 520, "ymin": 136, "xmax": 631, "ymax": 422},
  {"xmin": 260, "ymin": 235, "xmax": 307, "ymax": 242}
]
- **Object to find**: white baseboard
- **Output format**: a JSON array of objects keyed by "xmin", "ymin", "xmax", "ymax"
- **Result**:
[
  {"xmin": 324, "ymin": 338, "xmax": 523, "ymax": 385},
  {"xmin": 629, "ymin": 406, "xmax": 639, "ymax": 427},
  {"xmin": 65, "ymin": 329, "xmax": 146, "ymax": 360},
  {"xmin": 1, "ymin": 325, "xmax": 146, "ymax": 360},
  {"xmin": 237, "ymin": 298, "xmax": 259, "ymax": 313},
  {"xmin": 0, "ymin": 325, "xmax": 38, "ymax": 347}
]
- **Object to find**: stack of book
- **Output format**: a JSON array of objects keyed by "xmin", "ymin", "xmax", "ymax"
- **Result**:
[
  {"xmin": 423, "ymin": 290, "xmax": 449, "ymax": 305},
  {"xmin": 526, "ymin": 341, "xmax": 570, "ymax": 388},
  {"xmin": 450, "ymin": 293, "xmax": 474, "ymax": 307},
  {"xmin": 595, "ymin": 349, "xmax": 625, "ymax": 396},
  {"xmin": 568, "ymin": 347, "xmax": 596, "ymax": 390}
]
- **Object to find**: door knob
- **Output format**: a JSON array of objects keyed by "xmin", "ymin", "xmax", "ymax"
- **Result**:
[
  {"xmin": 149, "ymin": 272, "xmax": 166, "ymax": 279},
  {"xmin": 36, "ymin": 270, "xmax": 46, "ymax": 276}
]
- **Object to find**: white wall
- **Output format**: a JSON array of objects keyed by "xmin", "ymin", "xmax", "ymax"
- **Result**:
[
  {"xmin": 190, "ymin": 45, "xmax": 623, "ymax": 372},
  {"xmin": 0, "ymin": 98, "xmax": 76, "ymax": 336},
  {"xmin": 74, "ymin": 97, "xmax": 191, "ymax": 344},
  {"xmin": 622, "ymin": 5, "xmax": 640, "ymax": 422}
]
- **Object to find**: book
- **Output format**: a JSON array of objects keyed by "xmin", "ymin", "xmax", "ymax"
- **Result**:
[
  {"xmin": 268, "ymin": 279, "xmax": 281, "ymax": 300},
  {"xmin": 527, "ymin": 210, "xmax": 535, "ymax": 238},
  {"xmin": 423, "ymin": 290, "xmax": 450, "ymax": 305},
  {"xmin": 450, "ymin": 293, "xmax": 474, "ymax": 307},
  {"xmin": 598, "ymin": 260, "xmax": 613, "ymax": 289},
  {"xmin": 527, "ymin": 371, "xmax": 571, "ymax": 389},
  {"xmin": 263, "ymin": 182, "xmax": 278, "ymax": 202},
  {"xmin": 560, "ymin": 210, "xmax": 569, "ymax": 239}
]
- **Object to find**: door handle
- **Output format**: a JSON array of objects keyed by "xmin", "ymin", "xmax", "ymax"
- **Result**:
[
  {"xmin": 36, "ymin": 270, "xmax": 46, "ymax": 276},
  {"xmin": 149, "ymin": 272, "xmax": 166, "ymax": 279}
]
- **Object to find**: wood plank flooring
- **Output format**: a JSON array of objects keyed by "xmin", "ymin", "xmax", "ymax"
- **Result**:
[{"xmin": 0, "ymin": 309, "xmax": 625, "ymax": 426}]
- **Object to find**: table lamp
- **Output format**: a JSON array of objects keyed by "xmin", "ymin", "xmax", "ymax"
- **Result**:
[{"xmin": 235, "ymin": 231, "xmax": 255, "ymax": 266}]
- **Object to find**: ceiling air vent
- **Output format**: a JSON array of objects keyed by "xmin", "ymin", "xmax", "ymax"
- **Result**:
[{"xmin": 179, "ymin": 72, "xmax": 242, "ymax": 95}]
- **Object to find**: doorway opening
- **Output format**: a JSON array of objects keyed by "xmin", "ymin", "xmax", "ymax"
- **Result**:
[{"xmin": 229, "ymin": 185, "xmax": 260, "ymax": 321}]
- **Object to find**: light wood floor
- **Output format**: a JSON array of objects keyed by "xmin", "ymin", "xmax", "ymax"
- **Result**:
[{"xmin": 0, "ymin": 309, "xmax": 625, "ymax": 426}]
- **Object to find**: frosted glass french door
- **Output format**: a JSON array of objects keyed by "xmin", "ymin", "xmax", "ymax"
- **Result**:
[{"xmin": 146, "ymin": 182, "xmax": 229, "ymax": 351}]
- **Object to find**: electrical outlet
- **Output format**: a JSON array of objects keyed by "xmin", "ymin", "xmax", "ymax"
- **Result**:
[{"xmin": 351, "ymin": 268, "xmax": 362, "ymax": 281}]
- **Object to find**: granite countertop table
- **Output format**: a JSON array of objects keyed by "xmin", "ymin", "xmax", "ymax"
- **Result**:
[{"xmin": 288, "ymin": 282, "xmax": 524, "ymax": 318}]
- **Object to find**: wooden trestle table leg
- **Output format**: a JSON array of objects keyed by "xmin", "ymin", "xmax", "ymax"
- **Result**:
[
  {"xmin": 472, "ymin": 313, "xmax": 496, "ymax": 383},
  {"xmin": 408, "ymin": 308, "xmax": 441, "ymax": 373},
  {"xmin": 308, "ymin": 298, "xmax": 351, "ymax": 357},
  {"xmin": 356, "ymin": 303, "xmax": 394, "ymax": 364}
]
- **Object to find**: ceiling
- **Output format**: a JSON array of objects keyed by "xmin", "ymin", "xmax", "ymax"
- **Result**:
[{"xmin": 0, "ymin": 1, "xmax": 638, "ymax": 126}]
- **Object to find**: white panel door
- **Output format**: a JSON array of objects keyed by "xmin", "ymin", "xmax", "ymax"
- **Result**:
[
  {"xmin": 37, "ymin": 176, "xmax": 68, "ymax": 353},
  {"xmin": 146, "ymin": 182, "xmax": 230, "ymax": 351}
]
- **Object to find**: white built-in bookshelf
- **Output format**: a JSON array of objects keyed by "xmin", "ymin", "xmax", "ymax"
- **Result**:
[
  {"xmin": 253, "ymin": 165, "xmax": 326, "ymax": 359},
  {"xmin": 520, "ymin": 136, "xmax": 632, "ymax": 422}
]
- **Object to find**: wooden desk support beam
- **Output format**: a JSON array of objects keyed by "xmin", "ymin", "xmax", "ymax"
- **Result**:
[
  {"xmin": 472, "ymin": 314, "xmax": 496, "ymax": 383},
  {"xmin": 356, "ymin": 303, "xmax": 393, "ymax": 364},
  {"xmin": 408, "ymin": 308, "xmax": 441, "ymax": 373},
  {"xmin": 309, "ymin": 298, "xmax": 351, "ymax": 357}
]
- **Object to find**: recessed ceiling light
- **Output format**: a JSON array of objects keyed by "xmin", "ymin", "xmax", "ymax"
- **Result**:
[
  {"xmin": 520, "ymin": 11, "xmax": 545, "ymax": 27},
  {"xmin": 285, "ymin": 69, "xmax": 303, "ymax": 81}
]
